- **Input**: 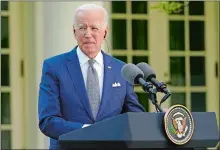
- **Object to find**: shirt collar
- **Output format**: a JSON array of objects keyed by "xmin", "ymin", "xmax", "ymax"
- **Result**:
[{"xmin": 76, "ymin": 46, "xmax": 103, "ymax": 67}]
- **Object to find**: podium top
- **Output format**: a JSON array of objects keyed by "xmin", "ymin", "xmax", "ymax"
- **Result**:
[{"xmin": 59, "ymin": 112, "xmax": 220, "ymax": 148}]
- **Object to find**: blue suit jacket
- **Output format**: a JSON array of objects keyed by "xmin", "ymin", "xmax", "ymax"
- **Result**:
[{"xmin": 38, "ymin": 46, "xmax": 145, "ymax": 149}]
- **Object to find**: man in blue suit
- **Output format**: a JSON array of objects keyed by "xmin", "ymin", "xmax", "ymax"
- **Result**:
[{"xmin": 38, "ymin": 4, "xmax": 145, "ymax": 149}]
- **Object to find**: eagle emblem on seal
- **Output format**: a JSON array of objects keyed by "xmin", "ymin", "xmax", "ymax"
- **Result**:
[{"xmin": 171, "ymin": 112, "xmax": 188, "ymax": 138}]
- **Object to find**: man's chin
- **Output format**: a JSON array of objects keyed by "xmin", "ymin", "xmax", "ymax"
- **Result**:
[
  {"xmin": 85, "ymin": 48, "xmax": 96, "ymax": 53},
  {"xmin": 81, "ymin": 47, "xmax": 99, "ymax": 57},
  {"xmin": 83, "ymin": 46, "xmax": 97, "ymax": 52}
]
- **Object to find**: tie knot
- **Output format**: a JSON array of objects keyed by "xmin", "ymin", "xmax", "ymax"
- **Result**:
[{"xmin": 88, "ymin": 59, "xmax": 95, "ymax": 67}]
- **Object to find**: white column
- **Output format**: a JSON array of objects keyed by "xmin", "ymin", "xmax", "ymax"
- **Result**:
[
  {"xmin": 148, "ymin": 2, "xmax": 170, "ymax": 112},
  {"xmin": 205, "ymin": 2, "xmax": 219, "ymax": 127},
  {"xmin": 10, "ymin": 2, "xmax": 24, "ymax": 149},
  {"xmin": 22, "ymin": 2, "xmax": 38, "ymax": 149}
]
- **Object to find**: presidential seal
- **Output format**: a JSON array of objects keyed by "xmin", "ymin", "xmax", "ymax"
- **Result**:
[{"xmin": 164, "ymin": 105, "xmax": 194, "ymax": 145}]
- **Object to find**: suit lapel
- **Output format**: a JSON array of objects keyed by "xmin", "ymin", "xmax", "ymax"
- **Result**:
[
  {"xmin": 66, "ymin": 47, "xmax": 93, "ymax": 120},
  {"xmin": 96, "ymin": 52, "xmax": 115, "ymax": 120}
]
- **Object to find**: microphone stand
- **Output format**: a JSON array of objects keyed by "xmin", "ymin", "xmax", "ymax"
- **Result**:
[
  {"xmin": 138, "ymin": 78, "xmax": 171, "ymax": 112},
  {"xmin": 148, "ymin": 88, "xmax": 164, "ymax": 112},
  {"xmin": 141, "ymin": 82, "xmax": 164, "ymax": 112}
]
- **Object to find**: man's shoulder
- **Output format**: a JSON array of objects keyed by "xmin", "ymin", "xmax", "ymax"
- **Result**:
[
  {"xmin": 103, "ymin": 53, "xmax": 126, "ymax": 67},
  {"xmin": 44, "ymin": 49, "xmax": 74, "ymax": 66},
  {"xmin": 45, "ymin": 52, "xmax": 68, "ymax": 63}
]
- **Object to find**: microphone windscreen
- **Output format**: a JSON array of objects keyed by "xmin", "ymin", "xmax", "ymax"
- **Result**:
[
  {"xmin": 136, "ymin": 62, "xmax": 156, "ymax": 80},
  {"xmin": 121, "ymin": 63, "xmax": 144, "ymax": 85}
]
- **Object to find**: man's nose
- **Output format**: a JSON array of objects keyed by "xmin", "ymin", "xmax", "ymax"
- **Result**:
[{"xmin": 84, "ymin": 29, "xmax": 92, "ymax": 38}]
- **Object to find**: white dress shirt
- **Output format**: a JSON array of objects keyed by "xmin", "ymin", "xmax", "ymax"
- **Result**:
[{"xmin": 76, "ymin": 46, "xmax": 104, "ymax": 100}]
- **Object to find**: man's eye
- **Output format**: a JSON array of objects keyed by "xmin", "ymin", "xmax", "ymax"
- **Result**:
[
  {"xmin": 92, "ymin": 28, "xmax": 98, "ymax": 30},
  {"xmin": 79, "ymin": 27, "xmax": 86, "ymax": 30}
]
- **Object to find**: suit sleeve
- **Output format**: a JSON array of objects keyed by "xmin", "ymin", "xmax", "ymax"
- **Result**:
[
  {"xmin": 122, "ymin": 82, "xmax": 146, "ymax": 112},
  {"xmin": 38, "ymin": 60, "xmax": 83, "ymax": 140}
]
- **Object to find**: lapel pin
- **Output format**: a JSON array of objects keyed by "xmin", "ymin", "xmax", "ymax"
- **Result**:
[{"xmin": 107, "ymin": 66, "xmax": 111, "ymax": 69}]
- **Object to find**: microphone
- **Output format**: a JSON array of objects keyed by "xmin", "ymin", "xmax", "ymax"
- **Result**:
[
  {"xmin": 136, "ymin": 62, "xmax": 171, "ymax": 105},
  {"xmin": 136, "ymin": 62, "xmax": 169, "ymax": 94},
  {"xmin": 121, "ymin": 63, "xmax": 154, "ymax": 93},
  {"xmin": 121, "ymin": 63, "xmax": 164, "ymax": 112}
]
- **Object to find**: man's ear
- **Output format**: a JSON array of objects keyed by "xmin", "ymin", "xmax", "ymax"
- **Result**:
[
  {"xmin": 104, "ymin": 31, "xmax": 107, "ymax": 38},
  {"xmin": 73, "ymin": 28, "xmax": 76, "ymax": 37},
  {"xmin": 104, "ymin": 26, "xmax": 108, "ymax": 39}
]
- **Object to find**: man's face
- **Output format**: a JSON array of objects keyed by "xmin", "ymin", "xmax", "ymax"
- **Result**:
[{"xmin": 73, "ymin": 9, "xmax": 108, "ymax": 58}]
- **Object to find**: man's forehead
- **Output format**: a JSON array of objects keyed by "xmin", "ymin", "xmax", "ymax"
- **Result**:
[
  {"xmin": 75, "ymin": 20, "xmax": 104, "ymax": 28},
  {"xmin": 77, "ymin": 22, "xmax": 102, "ymax": 26}
]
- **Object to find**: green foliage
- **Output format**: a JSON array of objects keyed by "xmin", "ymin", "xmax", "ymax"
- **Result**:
[{"xmin": 151, "ymin": 2, "xmax": 185, "ymax": 14}]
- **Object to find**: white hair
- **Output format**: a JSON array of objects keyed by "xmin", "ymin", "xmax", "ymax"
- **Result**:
[{"xmin": 73, "ymin": 4, "xmax": 108, "ymax": 28}]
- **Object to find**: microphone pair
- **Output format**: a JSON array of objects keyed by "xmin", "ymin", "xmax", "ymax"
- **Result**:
[{"xmin": 121, "ymin": 62, "xmax": 170, "ymax": 99}]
